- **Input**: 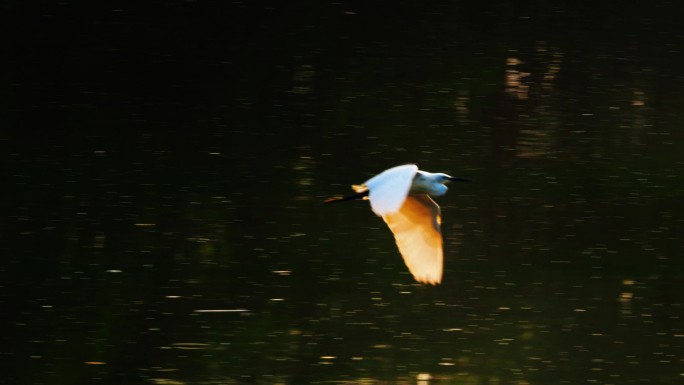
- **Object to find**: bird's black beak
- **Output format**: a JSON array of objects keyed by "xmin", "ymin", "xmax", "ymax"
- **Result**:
[{"xmin": 448, "ymin": 177, "xmax": 470, "ymax": 182}]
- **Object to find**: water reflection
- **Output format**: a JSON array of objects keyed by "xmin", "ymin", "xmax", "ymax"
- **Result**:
[
  {"xmin": 505, "ymin": 57, "xmax": 530, "ymax": 100},
  {"xmin": 5, "ymin": 1, "xmax": 684, "ymax": 384}
]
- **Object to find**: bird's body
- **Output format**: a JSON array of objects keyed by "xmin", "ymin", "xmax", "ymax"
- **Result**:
[{"xmin": 326, "ymin": 164, "xmax": 468, "ymax": 285}]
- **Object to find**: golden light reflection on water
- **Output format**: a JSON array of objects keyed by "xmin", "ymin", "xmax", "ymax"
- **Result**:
[
  {"xmin": 540, "ymin": 44, "xmax": 563, "ymax": 91},
  {"xmin": 511, "ymin": 43, "xmax": 565, "ymax": 159},
  {"xmin": 417, "ymin": 372, "xmax": 432, "ymax": 384},
  {"xmin": 505, "ymin": 57, "xmax": 530, "ymax": 100},
  {"xmin": 620, "ymin": 278, "xmax": 635, "ymax": 316}
]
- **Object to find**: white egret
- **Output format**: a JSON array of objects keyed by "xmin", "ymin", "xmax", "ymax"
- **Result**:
[{"xmin": 325, "ymin": 164, "xmax": 469, "ymax": 285}]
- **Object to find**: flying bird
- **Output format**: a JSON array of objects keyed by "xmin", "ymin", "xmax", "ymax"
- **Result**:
[{"xmin": 325, "ymin": 164, "xmax": 468, "ymax": 284}]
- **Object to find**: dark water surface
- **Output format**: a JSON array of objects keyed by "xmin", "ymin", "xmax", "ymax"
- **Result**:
[{"xmin": 4, "ymin": 2, "xmax": 684, "ymax": 384}]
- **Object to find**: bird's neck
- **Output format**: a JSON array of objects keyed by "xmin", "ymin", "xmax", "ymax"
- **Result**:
[{"xmin": 410, "ymin": 178, "xmax": 448, "ymax": 196}]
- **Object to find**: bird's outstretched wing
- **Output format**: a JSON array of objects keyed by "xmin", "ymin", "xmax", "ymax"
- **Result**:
[
  {"xmin": 382, "ymin": 194, "xmax": 443, "ymax": 285},
  {"xmin": 363, "ymin": 164, "xmax": 417, "ymax": 216}
]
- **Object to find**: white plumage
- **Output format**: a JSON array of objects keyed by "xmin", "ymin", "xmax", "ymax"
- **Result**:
[
  {"xmin": 354, "ymin": 164, "xmax": 417, "ymax": 216},
  {"xmin": 327, "ymin": 164, "xmax": 467, "ymax": 285}
]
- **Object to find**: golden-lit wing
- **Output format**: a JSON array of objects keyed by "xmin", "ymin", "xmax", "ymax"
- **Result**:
[{"xmin": 382, "ymin": 194, "xmax": 443, "ymax": 285}]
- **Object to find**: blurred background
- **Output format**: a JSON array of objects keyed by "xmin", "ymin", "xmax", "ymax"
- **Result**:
[{"xmin": 3, "ymin": 1, "xmax": 683, "ymax": 384}]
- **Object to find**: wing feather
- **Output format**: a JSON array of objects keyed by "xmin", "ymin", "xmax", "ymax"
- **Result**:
[
  {"xmin": 363, "ymin": 164, "xmax": 418, "ymax": 216},
  {"xmin": 382, "ymin": 195, "xmax": 443, "ymax": 284}
]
